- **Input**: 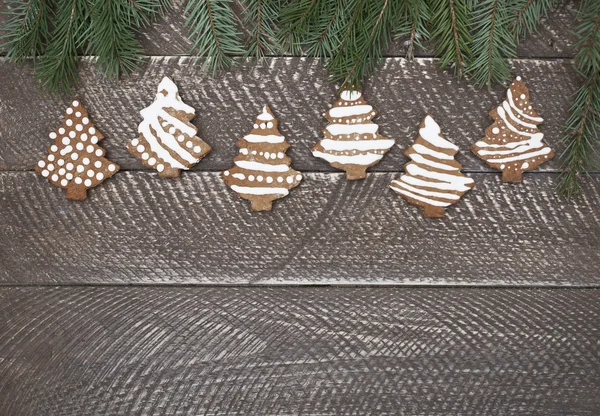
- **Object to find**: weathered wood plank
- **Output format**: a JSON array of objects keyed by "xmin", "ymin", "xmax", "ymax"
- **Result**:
[
  {"xmin": 1, "ymin": 286, "xmax": 598, "ymax": 415},
  {"xmin": 0, "ymin": 57, "xmax": 590, "ymax": 172},
  {"xmin": 1, "ymin": 171, "xmax": 598, "ymax": 285},
  {"xmin": 0, "ymin": 0, "xmax": 580, "ymax": 58}
]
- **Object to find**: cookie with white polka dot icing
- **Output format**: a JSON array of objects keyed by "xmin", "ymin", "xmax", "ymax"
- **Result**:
[
  {"xmin": 223, "ymin": 105, "xmax": 303, "ymax": 211},
  {"xmin": 35, "ymin": 99, "xmax": 120, "ymax": 200},
  {"xmin": 312, "ymin": 89, "xmax": 395, "ymax": 180},
  {"xmin": 128, "ymin": 76, "xmax": 211, "ymax": 177},
  {"xmin": 472, "ymin": 76, "xmax": 554, "ymax": 182}
]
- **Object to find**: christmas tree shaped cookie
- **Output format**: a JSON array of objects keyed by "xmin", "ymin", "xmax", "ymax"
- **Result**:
[
  {"xmin": 223, "ymin": 105, "xmax": 303, "ymax": 211},
  {"xmin": 312, "ymin": 89, "xmax": 394, "ymax": 180},
  {"xmin": 472, "ymin": 76, "xmax": 554, "ymax": 182},
  {"xmin": 390, "ymin": 115, "xmax": 475, "ymax": 218},
  {"xmin": 128, "ymin": 76, "xmax": 211, "ymax": 177},
  {"xmin": 35, "ymin": 99, "xmax": 119, "ymax": 200}
]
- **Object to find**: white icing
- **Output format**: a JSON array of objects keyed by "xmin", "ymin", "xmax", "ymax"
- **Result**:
[
  {"xmin": 496, "ymin": 107, "xmax": 539, "ymax": 137},
  {"xmin": 232, "ymin": 173, "xmax": 245, "ymax": 180},
  {"xmin": 412, "ymin": 144, "xmax": 453, "ymax": 160},
  {"xmin": 492, "ymin": 127, "xmax": 500, "ymax": 134},
  {"xmin": 502, "ymin": 101, "xmax": 537, "ymax": 129},
  {"xmin": 230, "ymin": 185, "xmax": 289, "ymax": 196},
  {"xmin": 399, "ymin": 174, "xmax": 471, "ymax": 192},
  {"xmin": 136, "ymin": 77, "xmax": 199, "ymax": 170},
  {"xmin": 243, "ymin": 134, "xmax": 285, "ymax": 144},
  {"xmin": 486, "ymin": 147, "xmax": 552, "ymax": 163},
  {"xmin": 256, "ymin": 106, "xmax": 274, "ymax": 121},
  {"xmin": 312, "ymin": 150, "xmax": 383, "ymax": 166},
  {"xmin": 477, "ymin": 141, "xmax": 543, "ymax": 156},
  {"xmin": 340, "ymin": 90, "xmax": 361, "ymax": 101},
  {"xmin": 328, "ymin": 105, "xmax": 374, "ymax": 119},
  {"xmin": 409, "ymin": 153, "xmax": 459, "ymax": 171},
  {"xmin": 507, "ymin": 89, "xmax": 543, "ymax": 122},
  {"xmin": 419, "ymin": 115, "xmax": 458, "ymax": 151},
  {"xmin": 390, "ymin": 186, "xmax": 451, "ymax": 207},
  {"xmin": 319, "ymin": 138, "xmax": 394, "ymax": 152},
  {"xmin": 390, "ymin": 181, "xmax": 459, "ymax": 201},
  {"xmin": 521, "ymin": 162, "xmax": 530, "ymax": 169},
  {"xmin": 234, "ymin": 161, "xmax": 290, "ymax": 172},
  {"xmin": 325, "ymin": 123, "xmax": 378, "ymax": 136},
  {"xmin": 405, "ymin": 164, "xmax": 474, "ymax": 188}
]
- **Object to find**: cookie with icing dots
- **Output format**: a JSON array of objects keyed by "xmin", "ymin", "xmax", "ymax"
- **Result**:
[
  {"xmin": 223, "ymin": 105, "xmax": 303, "ymax": 211},
  {"xmin": 472, "ymin": 76, "xmax": 554, "ymax": 182},
  {"xmin": 128, "ymin": 76, "xmax": 211, "ymax": 177},
  {"xmin": 312, "ymin": 89, "xmax": 395, "ymax": 180},
  {"xmin": 35, "ymin": 99, "xmax": 119, "ymax": 200},
  {"xmin": 390, "ymin": 114, "xmax": 475, "ymax": 218}
]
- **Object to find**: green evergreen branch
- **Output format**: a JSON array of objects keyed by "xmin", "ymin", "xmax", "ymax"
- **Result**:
[
  {"xmin": 1, "ymin": 0, "xmax": 53, "ymax": 62},
  {"xmin": 185, "ymin": 0, "xmax": 244, "ymax": 75},
  {"xmin": 558, "ymin": 0, "xmax": 600, "ymax": 198},
  {"xmin": 35, "ymin": 0, "xmax": 89, "ymax": 93},
  {"xmin": 430, "ymin": 0, "xmax": 471, "ymax": 78},
  {"xmin": 304, "ymin": 0, "xmax": 347, "ymax": 57},
  {"xmin": 87, "ymin": 0, "xmax": 144, "ymax": 79},
  {"xmin": 469, "ymin": 0, "xmax": 516, "ymax": 88},
  {"xmin": 326, "ymin": 0, "xmax": 396, "ymax": 89},
  {"xmin": 392, "ymin": 0, "xmax": 429, "ymax": 60},
  {"xmin": 241, "ymin": 0, "xmax": 280, "ymax": 59},
  {"xmin": 509, "ymin": 0, "xmax": 561, "ymax": 39},
  {"xmin": 277, "ymin": 0, "xmax": 323, "ymax": 55}
]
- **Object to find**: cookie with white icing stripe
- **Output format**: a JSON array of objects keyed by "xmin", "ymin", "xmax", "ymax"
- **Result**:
[
  {"xmin": 223, "ymin": 105, "xmax": 303, "ymax": 211},
  {"xmin": 128, "ymin": 76, "xmax": 211, "ymax": 177},
  {"xmin": 312, "ymin": 89, "xmax": 395, "ymax": 180},
  {"xmin": 35, "ymin": 99, "xmax": 120, "ymax": 200},
  {"xmin": 472, "ymin": 76, "xmax": 554, "ymax": 182},
  {"xmin": 390, "ymin": 115, "xmax": 475, "ymax": 218}
]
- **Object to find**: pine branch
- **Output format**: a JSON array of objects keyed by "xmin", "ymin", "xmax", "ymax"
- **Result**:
[
  {"xmin": 326, "ymin": 0, "xmax": 396, "ymax": 89},
  {"xmin": 87, "ymin": 0, "xmax": 144, "ymax": 79},
  {"xmin": 185, "ymin": 0, "xmax": 244, "ymax": 75},
  {"xmin": 1, "ymin": 0, "xmax": 53, "ymax": 62},
  {"xmin": 392, "ymin": 0, "xmax": 430, "ymax": 60},
  {"xmin": 430, "ymin": 0, "xmax": 471, "ymax": 78},
  {"xmin": 509, "ymin": 0, "xmax": 562, "ymax": 39},
  {"xmin": 304, "ymin": 0, "xmax": 347, "ymax": 57},
  {"xmin": 241, "ymin": 0, "xmax": 280, "ymax": 59},
  {"xmin": 35, "ymin": 0, "xmax": 89, "ymax": 93},
  {"xmin": 558, "ymin": 0, "xmax": 600, "ymax": 198},
  {"xmin": 469, "ymin": 0, "xmax": 516, "ymax": 88},
  {"xmin": 277, "ymin": 0, "xmax": 322, "ymax": 55}
]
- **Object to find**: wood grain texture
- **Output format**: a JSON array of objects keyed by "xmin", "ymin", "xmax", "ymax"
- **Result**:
[
  {"xmin": 1, "ymin": 286, "xmax": 598, "ymax": 415},
  {"xmin": 1, "ymin": 171, "xmax": 599, "ymax": 285},
  {"xmin": 0, "ymin": 57, "xmax": 592, "ymax": 172},
  {"xmin": 0, "ymin": 0, "xmax": 580, "ymax": 58}
]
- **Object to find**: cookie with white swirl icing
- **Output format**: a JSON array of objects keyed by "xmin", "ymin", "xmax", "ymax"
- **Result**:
[
  {"xmin": 390, "ymin": 115, "xmax": 475, "ymax": 218},
  {"xmin": 472, "ymin": 76, "xmax": 554, "ymax": 182},
  {"xmin": 128, "ymin": 76, "xmax": 211, "ymax": 177}
]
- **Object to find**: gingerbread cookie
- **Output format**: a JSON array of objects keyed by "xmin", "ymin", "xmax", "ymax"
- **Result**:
[
  {"xmin": 223, "ymin": 105, "xmax": 303, "ymax": 211},
  {"xmin": 35, "ymin": 99, "xmax": 119, "ymax": 200},
  {"xmin": 390, "ymin": 114, "xmax": 474, "ymax": 218},
  {"xmin": 312, "ymin": 89, "xmax": 394, "ymax": 180},
  {"xmin": 128, "ymin": 76, "xmax": 211, "ymax": 177},
  {"xmin": 472, "ymin": 76, "xmax": 554, "ymax": 182}
]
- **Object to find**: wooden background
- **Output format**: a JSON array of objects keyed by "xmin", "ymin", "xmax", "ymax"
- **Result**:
[{"xmin": 1, "ymin": 1, "xmax": 599, "ymax": 414}]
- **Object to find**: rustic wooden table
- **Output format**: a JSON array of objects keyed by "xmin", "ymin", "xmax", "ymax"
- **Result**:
[{"xmin": 1, "ymin": 1, "xmax": 599, "ymax": 414}]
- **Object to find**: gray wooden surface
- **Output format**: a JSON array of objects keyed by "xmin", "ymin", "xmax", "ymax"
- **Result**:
[
  {"xmin": 1, "ymin": 172, "xmax": 599, "ymax": 285},
  {"xmin": 1, "ymin": 287, "xmax": 599, "ymax": 415},
  {"xmin": 1, "ymin": 1, "xmax": 600, "ymax": 414}
]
